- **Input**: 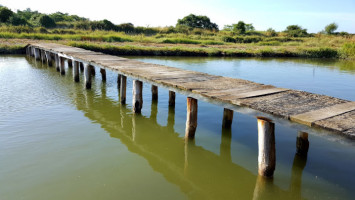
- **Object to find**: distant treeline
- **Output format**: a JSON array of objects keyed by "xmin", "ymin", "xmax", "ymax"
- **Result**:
[{"xmin": 0, "ymin": 5, "xmax": 352, "ymax": 37}]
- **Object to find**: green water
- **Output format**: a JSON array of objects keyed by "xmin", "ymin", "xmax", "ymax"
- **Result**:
[{"xmin": 1, "ymin": 56, "xmax": 355, "ymax": 200}]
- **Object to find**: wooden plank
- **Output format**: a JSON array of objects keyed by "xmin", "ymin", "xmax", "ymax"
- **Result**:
[
  {"xmin": 312, "ymin": 110, "xmax": 355, "ymax": 132},
  {"xmin": 290, "ymin": 102, "xmax": 355, "ymax": 126},
  {"xmin": 233, "ymin": 88, "xmax": 289, "ymax": 99}
]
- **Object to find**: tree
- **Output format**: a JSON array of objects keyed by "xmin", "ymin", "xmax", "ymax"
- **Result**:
[
  {"xmin": 9, "ymin": 15, "xmax": 28, "ymax": 26},
  {"xmin": 177, "ymin": 14, "xmax": 218, "ymax": 31},
  {"xmin": 266, "ymin": 28, "xmax": 277, "ymax": 37},
  {"xmin": 245, "ymin": 23, "xmax": 255, "ymax": 31},
  {"xmin": 284, "ymin": 25, "xmax": 308, "ymax": 37},
  {"xmin": 39, "ymin": 15, "xmax": 56, "ymax": 28},
  {"xmin": 324, "ymin": 23, "xmax": 338, "ymax": 35},
  {"xmin": 234, "ymin": 21, "xmax": 246, "ymax": 34},
  {"xmin": 0, "ymin": 7, "xmax": 14, "ymax": 23}
]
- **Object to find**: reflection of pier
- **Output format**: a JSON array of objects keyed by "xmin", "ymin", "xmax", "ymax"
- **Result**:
[{"xmin": 66, "ymin": 80, "xmax": 305, "ymax": 199}]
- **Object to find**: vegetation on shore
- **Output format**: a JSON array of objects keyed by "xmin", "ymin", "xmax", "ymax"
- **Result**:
[{"xmin": 0, "ymin": 5, "xmax": 354, "ymax": 59}]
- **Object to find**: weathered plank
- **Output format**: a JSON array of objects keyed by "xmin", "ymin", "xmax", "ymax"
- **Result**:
[{"xmin": 290, "ymin": 102, "xmax": 355, "ymax": 126}]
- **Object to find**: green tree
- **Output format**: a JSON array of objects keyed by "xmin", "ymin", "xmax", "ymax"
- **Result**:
[
  {"xmin": 245, "ymin": 23, "xmax": 255, "ymax": 31},
  {"xmin": 266, "ymin": 28, "xmax": 277, "ymax": 37},
  {"xmin": 39, "ymin": 15, "xmax": 56, "ymax": 28},
  {"xmin": 284, "ymin": 25, "xmax": 308, "ymax": 37},
  {"xmin": 9, "ymin": 15, "xmax": 28, "ymax": 26},
  {"xmin": 177, "ymin": 14, "xmax": 218, "ymax": 31},
  {"xmin": 324, "ymin": 23, "xmax": 338, "ymax": 35},
  {"xmin": 234, "ymin": 21, "xmax": 246, "ymax": 34},
  {"xmin": 0, "ymin": 7, "xmax": 14, "ymax": 23}
]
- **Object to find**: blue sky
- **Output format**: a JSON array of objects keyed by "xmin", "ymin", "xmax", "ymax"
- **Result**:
[{"xmin": 1, "ymin": 0, "xmax": 354, "ymax": 33}]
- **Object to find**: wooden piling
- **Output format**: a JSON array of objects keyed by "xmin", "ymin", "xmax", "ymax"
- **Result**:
[
  {"xmin": 40, "ymin": 49, "xmax": 45, "ymax": 63},
  {"xmin": 67, "ymin": 59, "xmax": 73, "ymax": 68},
  {"xmin": 55, "ymin": 54, "xmax": 60, "ymax": 71},
  {"xmin": 132, "ymin": 80, "xmax": 143, "ymax": 113},
  {"xmin": 59, "ymin": 57, "xmax": 65, "ymax": 75},
  {"xmin": 117, "ymin": 74, "xmax": 121, "ymax": 89},
  {"xmin": 79, "ymin": 62, "xmax": 84, "ymax": 72},
  {"xmin": 185, "ymin": 97, "xmax": 198, "ymax": 139},
  {"xmin": 73, "ymin": 61, "xmax": 80, "ymax": 82},
  {"xmin": 34, "ymin": 48, "xmax": 40, "ymax": 60},
  {"xmin": 222, "ymin": 108, "xmax": 234, "ymax": 128},
  {"xmin": 151, "ymin": 85, "xmax": 158, "ymax": 101},
  {"xmin": 100, "ymin": 68, "xmax": 106, "ymax": 82},
  {"xmin": 296, "ymin": 132, "xmax": 309, "ymax": 157},
  {"xmin": 120, "ymin": 75, "xmax": 127, "ymax": 104},
  {"xmin": 90, "ymin": 66, "xmax": 96, "ymax": 76},
  {"xmin": 45, "ymin": 51, "xmax": 53, "ymax": 66},
  {"xmin": 169, "ymin": 91, "xmax": 175, "ymax": 107},
  {"xmin": 84, "ymin": 64, "xmax": 92, "ymax": 89},
  {"xmin": 257, "ymin": 116, "xmax": 276, "ymax": 178}
]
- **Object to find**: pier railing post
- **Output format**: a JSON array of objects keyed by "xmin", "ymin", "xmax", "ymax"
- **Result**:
[
  {"xmin": 151, "ymin": 85, "xmax": 158, "ymax": 101},
  {"xmin": 84, "ymin": 64, "xmax": 92, "ymax": 89},
  {"xmin": 73, "ymin": 60, "xmax": 80, "ymax": 82},
  {"xmin": 222, "ymin": 108, "xmax": 234, "ymax": 128},
  {"xmin": 169, "ymin": 91, "xmax": 175, "ymax": 107},
  {"xmin": 59, "ymin": 56, "xmax": 65, "ymax": 75},
  {"xmin": 100, "ymin": 68, "xmax": 106, "ymax": 82},
  {"xmin": 185, "ymin": 97, "xmax": 198, "ymax": 139},
  {"xmin": 132, "ymin": 80, "xmax": 143, "ymax": 113},
  {"xmin": 120, "ymin": 75, "xmax": 127, "ymax": 104},
  {"xmin": 296, "ymin": 131, "xmax": 309, "ymax": 157},
  {"xmin": 257, "ymin": 116, "xmax": 276, "ymax": 178}
]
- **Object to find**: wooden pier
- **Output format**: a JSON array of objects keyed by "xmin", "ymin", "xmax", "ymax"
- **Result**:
[{"xmin": 26, "ymin": 42, "xmax": 355, "ymax": 176}]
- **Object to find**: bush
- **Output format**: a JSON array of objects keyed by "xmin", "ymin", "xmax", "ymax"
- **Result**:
[
  {"xmin": 235, "ymin": 36, "xmax": 263, "ymax": 43},
  {"xmin": 39, "ymin": 15, "xmax": 56, "ymax": 28},
  {"xmin": 221, "ymin": 36, "xmax": 236, "ymax": 43},
  {"xmin": 162, "ymin": 38, "xmax": 200, "ymax": 44},
  {"xmin": 342, "ymin": 42, "xmax": 355, "ymax": 58}
]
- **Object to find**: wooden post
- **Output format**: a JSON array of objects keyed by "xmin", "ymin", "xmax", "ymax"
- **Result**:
[
  {"xmin": 120, "ymin": 75, "xmax": 127, "ymax": 104},
  {"xmin": 55, "ymin": 54, "xmax": 60, "ymax": 71},
  {"xmin": 84, "ymin": 64, "xmax": 92, "ymax": 89},
  {"xmin": 34, "ymin": 48, "xmax": 40, "ymax": 60},
  {"xmin": 26, "ymin": 46, "xmax": 30, "ymax": 56},
  {"xmin": 100, "ymin": 68, "xmax": 106, "ymax": 82},
  {"xmin": 73, "ymin": 61, "xmax": 80, "ymax": 82},
  {"xmin": 90, "ymin": 66, "xmax": 96, "ymax": 76},
  {"xmin": 296, "ymin": 132, "xmax": 309, "ymax": 157},
  {"xmin": 132, "ymin": 80, "xmax": 143, "ymax": 113},
  {"xmin": 185, "ymin": 97, "xmax": 198, "ymax": 139},
  {"xmin": 151, "ymin": 85, "xmax": 158, "ymax": 101},
  {"xmin": 222, "ymin": 108, "xmax": 234, "ymax": 128},
  {"xmin": 40, "ymin": 49, "xmax": 45, "ymax": 63},
  {"xmin": 45, "ymin": 51, "xmax": 53, "ymax": 66},
  {"xmin": 67, "ymin": 59, "xmax": 73, "ymax": 68},
  {"xmin": 257, "ymin": 116, "xmax": 276, "ymax": 178},
  {"xmin": 59, "ymin": 57, "xmax": 65, "ymax": 75},
  {"xmin": 117, "ymin": 74, "xmax": 121, "ymax": 89},
  {"xmin": 169, "ymin": 91, "xmax": 175, "ymax": 107},
  {"xmin": 79, "ymin": 62, "xmax": 84, "ymax": 72}
]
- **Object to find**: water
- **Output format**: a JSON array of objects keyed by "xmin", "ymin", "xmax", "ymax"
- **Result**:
[{"xmin": 1, "ymin": 55, "xmax": 355, "ymax": 200}]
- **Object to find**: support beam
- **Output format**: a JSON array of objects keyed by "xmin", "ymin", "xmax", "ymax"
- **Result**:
[
  {"xmin": 120, "ymin": 75, "xmax": 127, "ymax": 104},
  {"xmin": 45, "ymin": 51, "xmax": 52, "ymax": 66},
  {"xmin": 79, "ymin": 62, "xmax": 84, "ymax": 72},
  {"xmin": 26, "ymin": 46, "xmax": 30, "ymax": 56},
  {"xmin": 34, "ymin": 48, "xmax": 40, "ymax": 60},
  {"xmin": 84, "ymin": 64, "xmax": 92, "ymax": 89},
  {"xmin": 169, "ymin": 91, "xmax": 175, "ymax": 107},
  {"xmin": 185, "ymin": 97, "xmax": 198, "ymax": 139},
  {"xmin": 151, "ymin": 85, "xmax": 158, "ymax": 101},
  {"xmin": 296, "ymin": 132, "xmax": 309, "ymax": 157},
  {"xmin": 90, "ymin": 66, "xmax": 96, "ymax": 76},
  {"xmin": 222, "ymin": 108, "xmax": 234, "ymax": 128},
  {"xmin": 257, "ymin": 116, "xmax": 276, "ymax": 178},
  {"xmin": 100, "ymin": 68, "xmax": 106, "ymax": 82},
  {"xmin": 73, "ymin": 61, "xmax": 80, "ymax": 82},
  {"xmin": 117, "ymin": 74, "xmax": 121, "ymax": 89},
  {"xmin": 132, "ymin": 80, "xmax": 143, "ymax": 113},
  {"xmin": 59, "ymin": 57, "xmax": 65, "ymax": 75},
  {"xmin": 67, "ymin": 59, "xmax": 73, "ymax": 68},
  {"xmin": 40, "ymin": 49, "xmax": 45, "ymax": 63},
  {"xmin": 55, "ymin": 54, "xmax": 60, "ymax": 71}
]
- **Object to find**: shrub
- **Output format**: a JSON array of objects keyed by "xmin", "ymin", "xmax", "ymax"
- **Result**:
[
  {"xmin": 221, "ymin": 36, "xmax": 236, "ymax": 43},
  {"xmin": 341, "ymin": 42, "xmax": 355, "ymax": 58},
  {"xmin": 39, "ymin": 15, "xmax": 56, "ymax": 28},
  {"xmin": 235, "ymin": 36, "xmax": 263, "ymax": 43}
]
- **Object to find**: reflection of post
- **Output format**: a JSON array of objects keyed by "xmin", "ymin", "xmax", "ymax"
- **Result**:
[
  {"xmin": 79, "ymin": 62, "xmax": 84, "ymax": 72},
  {"xmin": 184, "ymin": 139, "xmax": 195, "ymax": 176},
  {"xmin": 150, "ymin": 101, "xmax": 158, "ymax": 121},
  {"xmin": 289, "ymin": 153, "xmax": 307, "ymax": 199},
  {"xmin": 222, "ymin": 108, "xmax": 234, "ymax": 128},
  {"xmin": 252, "ymin": 175, "xmax": 275, "ymax": 200},
  {"xmin": 296, "ymin": 131, "xmax": 309, "ymax": 157},
  {"xmin": 120, "ymin": 105, "xmax": 125, "ymax": 129},
  {"xmin": 132, "ymin": 80, "xmax": 143, "ymax": 113},
  {"xmin": 120, "ymin": 75, "xmax": 127, "ymax": 104},
  {"xmin": 185, "ymin": 97, "xmax": 198, "ymax": 139},
  {"xmin": 100, "ymin": 68, "xmax": 106, "ymax": 82},
  {"xmin": 73, "ymin": 61, "xmax": 80, "ymax": 82},
  {"xmin": 257, "ymin": 116, "xmax": 275, "ymax": 178},
  {"xmin": 151, "ymin": 85, "xmax": 158, "ymax": 101},
  {"xmin": 167, "ymin": 106, "xmax": 175, "ymax": 131},
  {"xmin": 59, "ymin": 57, "xmax": 65, "ymax": 75},
  {"xmin": 84, "ymin": 63, "xmax": 92, "ymax": 89},
  {"xmin": 220, "ymin": 128, "xmax": 232, "ymax": 162},
  {"xmin": 169, "ymin": 91, "xmax": 175, "ymax": 107}
]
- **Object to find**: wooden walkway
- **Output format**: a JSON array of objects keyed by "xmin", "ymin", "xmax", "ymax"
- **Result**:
[{"xmin": 27, "ymin": 43, "xmax": 355, "ymax": 139}]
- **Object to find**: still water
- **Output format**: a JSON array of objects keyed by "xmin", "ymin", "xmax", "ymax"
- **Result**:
[{"xmin": 1, "ymin": 55, "xmax": 355, "ymax": 200}]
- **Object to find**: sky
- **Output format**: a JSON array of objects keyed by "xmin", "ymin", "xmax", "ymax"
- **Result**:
[{"xmin": 1, "ymin": 0, "xmax": 354, "ymax": 33}]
